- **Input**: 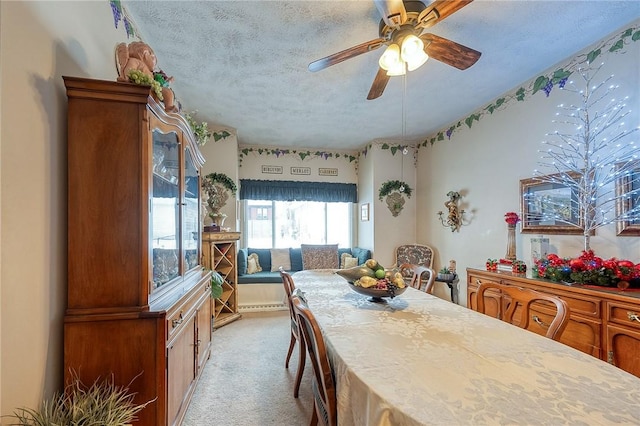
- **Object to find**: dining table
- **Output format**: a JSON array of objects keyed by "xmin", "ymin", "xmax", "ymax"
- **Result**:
[{"xmin": 292, "ymin": 269, "xmax": 640, "ymax": 426}]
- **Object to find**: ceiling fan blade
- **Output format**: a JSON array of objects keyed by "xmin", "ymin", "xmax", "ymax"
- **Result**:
[
  {"xmin": 416, "ymin": 0, "xmax": 474, "ymax": 29},
  {"xmin": 308, "ymin": 38, "xmax": 386, "ymax": 72},
  {"xmin": 421, "ymin": 33, "xmax": 481, "ymax": 70},
  {"xmin": 367, "ymin": 67, "xmax": 391, "ymax": 100},
  {"xmin": 374, "ymin": 0, "xmax": 407, "ymax": 27}
]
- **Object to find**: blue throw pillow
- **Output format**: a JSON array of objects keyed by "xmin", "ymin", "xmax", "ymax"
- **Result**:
[
  {"xmin": 249, "ymin": 248, "xmax": 272, "ymax": 272},
  {"xmin": 290, "ymin": 248, "xmax": 303, "ymax": 271},
  {"xmin": 351, "ymin": 247, "xmax": 371, "ymax": 265},
  {"xmin": 237, "ymin": 248, "xmax": 248, "ymax": 275}
]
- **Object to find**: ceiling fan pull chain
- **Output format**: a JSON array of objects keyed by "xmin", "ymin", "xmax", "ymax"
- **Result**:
[{"xmin": 400, "ymin": 71, "xmax": 407, "ymax": 186}]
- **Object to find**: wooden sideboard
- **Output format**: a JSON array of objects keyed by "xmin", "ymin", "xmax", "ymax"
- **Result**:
[{"xmin": 467, "ymin": 268, "xmax": 640, "ymax": 378}]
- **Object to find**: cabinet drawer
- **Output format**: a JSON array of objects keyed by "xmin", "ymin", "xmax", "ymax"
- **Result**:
[
  {"xmin": 547, "ymin": 289, "xmax": 601, "ymax": 319},
  {"xmin": 606, "ymin": 301, "xmax": 640, "ymax": 331},
  {"xmin": 166, "ymin": 285, "xmax": 206, "ymax": 339}
]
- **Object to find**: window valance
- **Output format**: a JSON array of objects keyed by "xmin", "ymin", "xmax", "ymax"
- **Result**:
[{"xmin": 240, "ymin": 179, "xmax": 357, "ymax": 203}]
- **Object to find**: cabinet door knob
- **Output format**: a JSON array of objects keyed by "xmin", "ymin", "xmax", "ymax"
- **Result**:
[{"xmin": 627, "ymin": 312, "xmax": 640, "ymax": 323}]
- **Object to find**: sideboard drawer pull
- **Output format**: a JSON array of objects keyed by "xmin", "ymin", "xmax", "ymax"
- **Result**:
[
  {"xmin": 627, "ymin": 312, "xmax": 640, "ymax": 323},
  {"xmin": 172, "ymin": 312, "xmax": 184, "ymax": 328},
  {"xmin": 532, "ymin": 315, "xmax": 549, "ymax": 329}
]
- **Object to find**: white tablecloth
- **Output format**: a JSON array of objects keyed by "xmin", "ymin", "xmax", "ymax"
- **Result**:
[{"xmin": 292, "ymin": 270, "xmax": 640, "ymax": 426}]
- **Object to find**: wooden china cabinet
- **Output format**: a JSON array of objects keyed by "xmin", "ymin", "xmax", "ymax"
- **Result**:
[{"xmin": 63, "ymin": 77, "xmax": 212, "ymax": 426}]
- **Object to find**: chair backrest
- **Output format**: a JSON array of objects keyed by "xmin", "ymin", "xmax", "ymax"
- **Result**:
[
  {"xmin": 290, "ymin": 295, "xmax": 337, "ymax": 426},
  {"xmin": 399, "ymin": 263, "xmax": 435, "ymax": 294},
  {"xmin": 280, "ymin": 267, "xmax": 297, "ymax": 324},
  {"xmin": 395, "ymin": 244, "xmax": 434, "ymax": 269},
  {"xmin": 476, "ymin": 281, "xmax": 570, "ymax": 341}
]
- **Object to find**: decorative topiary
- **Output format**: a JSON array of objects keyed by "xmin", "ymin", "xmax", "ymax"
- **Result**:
[{"xmin": 202, "ymin": 173, "xmax": 237, "ymax": 222}]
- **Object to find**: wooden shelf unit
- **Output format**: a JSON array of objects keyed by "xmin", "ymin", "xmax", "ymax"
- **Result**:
[
  {"xmin": 202, "ymin": 232, "xmax": 242, "ymax": 328},
  {"xmin": 63, "ymin": 76, "xmax": 212, "ymax": 426},
  {"xmin": 467, "ymin": 268, "xmax": 640, "ymax": 379}
]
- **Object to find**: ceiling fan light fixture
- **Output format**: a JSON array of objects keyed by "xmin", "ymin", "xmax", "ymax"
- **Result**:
[
  {"xmin": 399, "ymin": 34, "xmax": 428, "ymax": 71},
  {"xmin": 406, "ymin": 50, "xmax": 429, "ymax": 71},
  {"xmin": 400, "ymin": 34, "xmax": 424, "ymax": 59},
  {"xmin": 379, "ymin": 43, "xmax": 402, "ymax": 71},
  {"xmin": 386, "ymin": 62, "xmax": 406, "ymax": 76}
]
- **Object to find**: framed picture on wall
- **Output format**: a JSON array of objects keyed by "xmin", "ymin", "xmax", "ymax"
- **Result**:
[
  {"xmin": 519, "ymin": 172, "xmax": 586, "ymax": 235},
  {"xmin": 361, "ymin": 203, "xmax": 369, "ymax": 222},
  {"xmin": 615, "ymin": 161, "xmax": 640, "ymax": 236}
]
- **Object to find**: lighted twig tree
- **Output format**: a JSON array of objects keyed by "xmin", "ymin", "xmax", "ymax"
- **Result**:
[{"xmin": 529, "ymin": 63, "xmax": 639, "ymax": 251}]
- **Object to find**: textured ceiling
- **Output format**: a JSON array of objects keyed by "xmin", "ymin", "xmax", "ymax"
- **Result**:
[{"xmin": 124, "ymin": 1, "xmax": 640, "ymax": 150}]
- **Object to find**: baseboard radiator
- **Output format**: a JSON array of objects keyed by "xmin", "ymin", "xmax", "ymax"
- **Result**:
[
  {"xmin": 238, "ymin": 283, "xmax": 287, "ymax": 312},
  {"xmin": 239, "ymin": 303, "xmax": 287, "ymax": 313}
]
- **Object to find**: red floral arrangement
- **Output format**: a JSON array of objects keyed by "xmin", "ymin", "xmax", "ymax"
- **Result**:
[
  {"xmin": 504, "ymin": 212, "xmax": 520, "ymax": 226},
  {"xmin": 533, "ymin": 250, "xmax": 640, "ymax": 287}
]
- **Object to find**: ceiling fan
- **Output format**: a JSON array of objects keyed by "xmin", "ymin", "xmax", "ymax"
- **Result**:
[{"xmin": 308, "ymin": 0, "xmax": 481, "ymax": 100}]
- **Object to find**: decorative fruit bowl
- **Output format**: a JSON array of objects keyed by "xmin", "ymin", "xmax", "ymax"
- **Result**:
[
  {"xmin": 335, "ymin": 259, "xmax": 408, "ymax": 303},
  {"xmin": 347, "ymin": 281, "xmax": 407, "ymax": 303}
]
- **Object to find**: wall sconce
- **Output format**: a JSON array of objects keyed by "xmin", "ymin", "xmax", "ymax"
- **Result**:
[{"xmin": 437, "ymin": 191, "xmax": 470, "ymax": 232}]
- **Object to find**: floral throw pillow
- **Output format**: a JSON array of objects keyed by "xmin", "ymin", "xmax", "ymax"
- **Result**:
[
  {"xmin": 301, "ymin": 244, "xmax": 339, "ymax": 270},
  {"xmin": 247, "ymin": 253, "xmax": 262, "ymax": 274}
]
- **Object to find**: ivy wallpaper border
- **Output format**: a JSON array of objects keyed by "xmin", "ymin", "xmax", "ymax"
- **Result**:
[
  {"xmin": 420, "ymin": 23, "xmax": 640, "ymax": 147},
  {"xmin": 238, "ymin": 146, "xmax": 358, "ymax": 167}
]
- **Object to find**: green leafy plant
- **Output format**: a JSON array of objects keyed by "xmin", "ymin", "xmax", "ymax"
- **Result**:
[
  {"xmin": 378, "ymin": 180, "xmax": 412, "ymax": 201},
  {"xmin": 210, "ymin": 271, "xmax": 224, "ymax": 299},
  {"xmin": 184, "ymin": 111, "xmax": 231, "ymax": 146},
  {"xmin": 8, "ymin": 372, "xmax": 152, "ymax": 426},
  {"xmin": 184, "ymin": 111, "xmax": 211, "ymax": 146},
  {"xmin": 438, "ymin": 266, "xmax": 451, "ymax": 275},
  {"xmin": 203, "ymin": 173, "xmax": 237, "ymax": 195}
]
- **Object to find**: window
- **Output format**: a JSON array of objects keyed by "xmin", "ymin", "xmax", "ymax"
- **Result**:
[{"xmin": 244, "ymin": 200, "xmax": 352, "ymax": 248}]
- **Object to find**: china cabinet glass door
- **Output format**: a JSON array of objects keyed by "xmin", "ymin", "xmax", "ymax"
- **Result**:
[
  {"xmin": 183, "ymin": 146, "xmax": 200, "ymax": 272},
  {"xmin": 152, "ymin": 130, "xmax": 180, "ymax": 289}
]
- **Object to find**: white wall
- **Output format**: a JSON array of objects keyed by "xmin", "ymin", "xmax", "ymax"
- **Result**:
[
  {"xmin": 369, "ymin": 144, "xmax": 418, "ymax": 267},
  {"xmin": 0, "ymin": 1, "xmax": 130, "ymax": 419},
  {"xmin": 200, "ymin": 129, "xmax": 240, "ymax": 228},
  {"xmin": 357, "ymin": 148, "xmax": 375, "ymax": 253},
  {"xmin": 417, "ymin": 20, "xmax": 640, "ymax": 306}
]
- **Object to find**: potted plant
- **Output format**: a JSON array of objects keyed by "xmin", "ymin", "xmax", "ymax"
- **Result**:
[
  {"xmin": 8, "ymin": 372, "xmax": 152, "ymax": 425},
  {"xmin": 437, "ymin": 266, "xmax": 455, "ymax": 281},
  {"xmin": 210, "ymin": 270, "xmax": 224, "ymax": 299}
]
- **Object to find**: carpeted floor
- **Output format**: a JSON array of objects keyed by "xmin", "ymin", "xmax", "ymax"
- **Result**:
[{"xmin": 182, "ymin": 311, "xmax": 313, "ymax": 425}]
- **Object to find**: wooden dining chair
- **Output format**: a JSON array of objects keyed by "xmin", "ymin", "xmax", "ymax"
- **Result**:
[
  {"xmin": 280, "ymin": 267, "xmax": 306, "ymax": 398},
  {"xmin": 290, "ymin": 295, "xmax": 337, "ymax": 426},
  {"xmin": 399, "ymin": 263, "xmax": 436, "ymax": 294},
  {"xmin": 476, "ymin": 281, "xmax": 570, "ymax": 341}
]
